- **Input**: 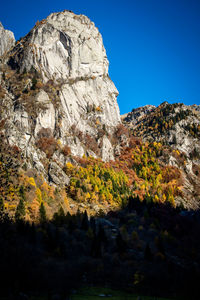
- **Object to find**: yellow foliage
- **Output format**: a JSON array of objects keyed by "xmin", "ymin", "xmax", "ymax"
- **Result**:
[
  {"xmin": 95, "ymin": 106, "xmax": 102, "ymax": 112},
  {"xmin": 94, "ymin": 185, "xmax": 99, "ymax": 193},
  {"xmin": 168, "ymin": 194, "xmax": 175, "ymax": 207},
  {"xmin": 85, "ymin": 192, "xmax": 91, "ymax": 200},
  {"xmin": 100, "ymin": 193, "xmax": 106, "ymax": 203},
  {"xmin": 162, "ymin": 193, "xmax": 167, "ymax": 202},
  {"xmin": 66, "ymin": 162, "xmax": 74, "ymax": 170},
  {"xmin": 57, "ymin": 139, "xmax": 62, "ymax": 146},
  {"xmin": 154, "ymin": 194, "xmax": 159, "ymax": 203},
  {"xmin": 8, "ymin": 204, "xmax": 16, "ymax": 210},
  {"xmin": 36, "ymin": 188, "xmax": 42, "ymax": 203},
  {"xmin": 153, "ymin": 142, "xmax": 157, "ymax": 147},
  {"xmin": 28, "ymin": 177, "xmax": 36, "ymax": 187},
  {"xmin": 91, "ymin": 192, "xmax": 97, "ymax": 203},
  {"xmin": 107, "ymin": 192, "xmax": 113, "ymax": 203}
]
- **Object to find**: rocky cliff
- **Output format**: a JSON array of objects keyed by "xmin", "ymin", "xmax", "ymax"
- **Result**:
[
  {"xmin": 0, "ymin": 11, "xmax": 121, "ymax": 186},
  {"xmin": 0, "ymin": 22, "xmax": 15, "ymax": 58}
]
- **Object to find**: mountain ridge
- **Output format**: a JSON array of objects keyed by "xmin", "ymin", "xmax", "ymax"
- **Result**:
[{"xmin": 122, "ymin": 101, "xmax": 200, "ymax": 209}]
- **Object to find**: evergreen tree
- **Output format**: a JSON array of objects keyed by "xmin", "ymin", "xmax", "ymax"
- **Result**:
[
  {"xmin": 39, "ymin": 202, "xmax": 47, "ymax": 223},
  {"xmin": 19, "ymin": 185, "xmax": 26, "ymax": 201},
  {"xmin": 0, "ymin": 197, "xmax": 4, "ymax": 212},
  {"xmin": 15, "ymin": 198, "xmax": 25, "ymax": 221},
  {"xmin": 53, "ymin": 206, "xmax": 65, "ymax": 225}
]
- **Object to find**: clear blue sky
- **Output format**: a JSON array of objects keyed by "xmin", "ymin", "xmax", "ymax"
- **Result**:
[{"xmin": 1, "ymin": 0, "xmax": 200, "ymax": 114}]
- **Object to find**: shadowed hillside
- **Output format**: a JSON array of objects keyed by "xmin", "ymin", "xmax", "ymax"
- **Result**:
[{"xmin": 0, "ymin": 197, "xmax": 200, "ymax": 299}]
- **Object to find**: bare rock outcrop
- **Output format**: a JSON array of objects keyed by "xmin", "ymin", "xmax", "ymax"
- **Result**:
[
  {"xmin": 0, "ymin": 11, "xmax": 122, "ymax": 185},
  {"xmin": 6, "ymin": 10, "xmax": 120, "ymax": 135},
  {"xmin": 0, "ymin": 22, "xmax": 15, "ymax": 57}
]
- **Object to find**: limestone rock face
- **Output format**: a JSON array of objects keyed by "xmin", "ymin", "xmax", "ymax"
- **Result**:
[
  {"xmin": 48, "ymin": 162, "xmax": 70, "ymax": 186},
  {"xmin": 7, "ymin": 10, "xmax": 120, "ymax": 133},
  {"xmin": 0, "ymin": 22, "xmax": 15, "ymax": 57},
  {"xmin": 0, "ymin": 11, "xmax": 121, "ymax": 185},
  {"xmin": 8, "ymin": 11, "xmax": 108, "ymax": 81},
  {"xmin": 34, "ymin": 90, "xmax": 56, "ymax": 137},
  {"xmin": 101, "ymin": 136, "xmax": 114, "ymax": 162}
]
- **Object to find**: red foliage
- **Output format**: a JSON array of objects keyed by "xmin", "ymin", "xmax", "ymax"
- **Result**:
[
  {"xmin": 12, "ymin": 145, "xmax": 21, "ymax": 155},
  {"xmin": 84, "ymin": 134, "xmax": 99, "ymax": 153},
  {"xmin": 115, "ymin": 124, "xmax": 129, "ymax": 138},
  {"xmin": 36, "ymin": 137, "xmax": 58, "ymax": 158},
  {"xmin": 0, "ymin": 119, "xmax": 6, "ymax": 130},
  {"xmin": 162, "ymin": 166, "xmax": 181, "ymax": 183},
  {"xmin": 62, "ymin": 145, "xmax": 71, "ymax": 156}
]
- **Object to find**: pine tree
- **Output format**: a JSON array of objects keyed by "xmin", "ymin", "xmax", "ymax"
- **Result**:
[
  {"xmin": 0, "ymin": 197, "xmax": 4, "ymax": 212},
  {"xmin": 19, "ymin": 185, "xmax": 26, "ymax": 201},
  {"xmin": 39, "ymin": 202, "xmax": 47, "ymax": 223},
  {"xmin": 53, "ymin": 206, "xmax": 65, "ymax": 225},
  {"xmin": 15, "ymin": 198, "xmax": 25, "ymax": 220}
]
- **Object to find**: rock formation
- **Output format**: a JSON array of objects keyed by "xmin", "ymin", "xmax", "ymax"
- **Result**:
[
  {"xmin": 0, "ymin": 11, "xmax": 121, "ymax": 185},
  {"xmin": 7, "ymin": 11, "xmax": 120, "ymax": 132},
  {"xmin": 0, "ymin": 22, "xmax": 15, "ymax": 57}
]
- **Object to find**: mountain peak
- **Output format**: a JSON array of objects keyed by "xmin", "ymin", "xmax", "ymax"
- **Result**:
[
  {"xmin": 7, "ymin": 10, "xmax": 108, "ymax": 83},
  {"xmin": 0, "ymin": 11, "xmax": 121, "ymax": 185}
]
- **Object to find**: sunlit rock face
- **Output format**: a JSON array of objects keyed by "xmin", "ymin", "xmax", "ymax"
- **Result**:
[
  {"xmin": 0, "ymin": 22, "xmax": 15, "ymax": 57},
  {"xmin": 7, "ymin": 10, "xmax": 120, "ymax": 134},
  {"xmin": 0, "ymin": 11, "xmax": 121, "ymax": 185},
  {"xmin": 8, "ymin": 11, "xmax": 108, "ymax": 81}
]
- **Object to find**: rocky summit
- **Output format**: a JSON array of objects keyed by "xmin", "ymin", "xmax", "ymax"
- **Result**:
[{"xmin": 0, "ymin": 11, "xmax": 121, "ymax": 184}]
